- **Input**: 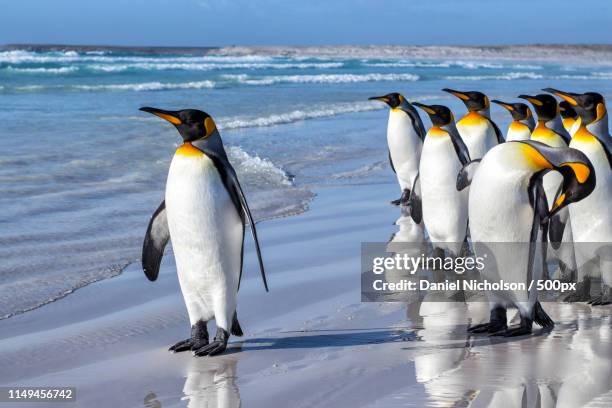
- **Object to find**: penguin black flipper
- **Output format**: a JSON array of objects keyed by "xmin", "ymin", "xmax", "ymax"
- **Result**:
[
  {"xmin": 407, "ymin": 173, "xmax": 422, "ymax": 224},
  {"xmin": 549, "ymin": 185, "xmax": 568, "ymax": 250},
  {"xmin": 400, "ymin": 105, "xmax": 427, "ymax": 141},
  {"xmin": 388, "ymin": 150, "xmax": 396, "ymax": 173},
  {"xmin": 192, "ymin": 144, "xmax": 269, "ymax": 292},
  {"xmin": 456, "ymin": 160, "xmax": 481, "ymax": 191},
  {"xmin": 486, "ymin": 117, "xmax": 505, "ymax": 144},
  {"xmin": 527, "ymin": 176, "xmax": 549, "ymax": 286},
  {"xmin": 594, "ymin": 135, "xmax": 612, "ymax": 169},
  {"xmin": 142, "ymin": 201, "xmax": 170, "ymax": 281},
  {"xmin": 448, "ymin": 128, "xmax": 471, "ymax": 166}
]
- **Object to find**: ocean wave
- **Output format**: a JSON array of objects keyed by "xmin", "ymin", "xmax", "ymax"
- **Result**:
[
  {"xmin": 444, "ymin": 72, "xmax": 544, "ymax": 80},
  {"xmin": 14, "ymin": 80, "xmax": 216, "ymax": 92},
  {"xmin": 219, "ymin": 101, "xmax": 384, "ymax": 130},
  {"xmin": 87, "ymin": 61, "xmax": 343, "ymax": 72},
  {"xmin": 223, "ymin": 73, "xmax": 420, "ymax": 85},
  {"xmin": 2, "ymin": 66, "xmax": 78, "ymax": 74},
  {"xmin": 227, "ymin": 146, "xmax": 293, "ymax": 187},
  {"xmin": 364, "ymin": 61, "xmax": 452, "ymax": 68}
]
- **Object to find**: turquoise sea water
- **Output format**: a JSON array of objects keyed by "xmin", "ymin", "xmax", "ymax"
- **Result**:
[{"xmin": 0, "ymin": 47, "xmax": 611, "ymax": 318}]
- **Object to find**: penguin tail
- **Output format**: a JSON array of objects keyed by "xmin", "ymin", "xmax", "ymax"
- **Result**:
[
  {"xmin": 533, "ymin": 301, "xmax": 555, "ymax": 329},
  {"xmin": 231, "ymin": 312, "xmax": 244, "ymax": 337}
]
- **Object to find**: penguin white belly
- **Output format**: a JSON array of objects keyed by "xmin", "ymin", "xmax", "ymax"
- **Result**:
[
  {"xmin": 456, "ymin": 114, "xmax": 497, "ymax": 159},
  {"xmin": 420, "ymin": 136, "xmax": 468, "ymax": 251},
  {"xmin": 387, "ymin": 110, "xmax": 422, "ymax": 190},
  {"xmin": 469, "ymin": 150, "xmax": 537, "ymax": 312},
  {"xmin": 569, "ymin": 138, "xmax": 612, "ymax": 243},
  {"xmin": 569, "ymin": 137, "xmax": 612, "ymax": 283},
  {"xmin": 506, "ymin": 122, "xmax": 531, "ymax": 142},
  {"xmin": 165, "ymin": 151, "xmax": 243, "ymax": 330}
]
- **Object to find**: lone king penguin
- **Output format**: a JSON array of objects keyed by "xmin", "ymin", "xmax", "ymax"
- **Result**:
[{"xmin": 140, "ymin": 107, "xmax": 268, "ymax": 356}]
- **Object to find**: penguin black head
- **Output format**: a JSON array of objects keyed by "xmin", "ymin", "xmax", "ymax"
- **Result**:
[
  {"xmin": 518, "ymin": 94, "xmax": 558, "ymax": 122},
  {"xmin": 368, "ymin": 93, "xmax": 405, "ymax": 109},
  {"xmin": 543, "ymin": 88, "xmax": 607, "ymax": 126},
  {"xmin": 519, "ymin": 141, "xmax": 596, "ymax": 217},
  {"xmin": 492, "ymin": 100, "xmax": 532, "ymax": 121},
  {"xmin": 412, "ymin": 103, "xmax": 454, "ymax": 127},
  {"xmin": 442, "ymin": 88, "xmax": 490, "ymax": 112},
  {"xmin": 140, "ymin": 107, "xmax": 217, "ymax": 142},
  {"xmin": 558, "ymin": 101, "xmax": 578, "ymax": 120}
]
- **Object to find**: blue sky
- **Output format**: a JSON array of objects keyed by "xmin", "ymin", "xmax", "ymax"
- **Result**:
[{"xmin": 1, "ymin": 0, "xmax": 611, "ymax": 46}]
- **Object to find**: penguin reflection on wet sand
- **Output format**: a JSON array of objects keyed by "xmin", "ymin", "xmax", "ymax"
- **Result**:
[
  {"xmin": 544, "ymin": 89, "xmax": 612, "ymax": 305},
  {"xmin": 369, "ymin": 93, "xmax": 426, "ymax": 205},
  {"xmin": 491, "ymin": 100, "xmax": 535, "ymax": 141},
  {"xmin": 140, "ymin": 107, "xmax": 268, "ymax": 356},
  {"xmin": 444, "ymin": 88, "xmax": 504, "ymax": 159},
  {"xmin": 412, "ymin": 103, "xmax": 471, "ymax": 257},
  {"xmin": 458, "ymin": 140, "xmax": 595, "ymax": 335}
]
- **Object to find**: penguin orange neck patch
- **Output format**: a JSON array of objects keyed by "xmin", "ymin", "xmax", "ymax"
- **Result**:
[
  {"xmin": 457, "ymin": 111, "xmax": 485, "ymax": 127},
  {"xmin": 176, "ymin": 143, "xmax": 204, "ymax": 157},
  {"xmin": 428, "ymin": 127, "xmax": 448, "ymax": 137}
]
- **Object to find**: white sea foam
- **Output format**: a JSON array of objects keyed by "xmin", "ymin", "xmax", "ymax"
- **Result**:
[
  {"xmin": 219, "ymin": 101, "xmax": 384, "ymax": 130},
  {"xmin": 364, "ymin": 61, "xmax": 452, "ymax": 68},
  {"xmin": 223, "ymin": 73, "xmax": 420, "ymax": 85},
  {"xmin": 444, "ymin": 72, "xmax": 544, "ymax": 80},
  {"xmin": 14, "ymin": 80, "xmax": 216, "ymax": 92},
  {"xmin": 227, "ymin": 146, "xmax": 293, "ymax": 187},
  {"xmin": 87, "ymin": 62, "xmax": 343, "ymax": 72},
  {"xmin": 3, "ymin": 66, "xmax": 78, "ymax": 74}
]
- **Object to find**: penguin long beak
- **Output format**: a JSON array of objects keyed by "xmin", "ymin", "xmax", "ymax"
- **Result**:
[
  {"xmin": 368, "ymin": 95, "xmax": 390, "ymax": 103},
  {"xmin": 518, "ymin": 95, "xmax": 543, "ymax": 106},
  {"xmin": 491, "ymin": 100, "xmax": 514, "ymax": 112},
  {"xmin": 542, "ymin": 88, "xmax": 579, "ymax": 106},
  {"xmin": 442, "ymin": 88, "xmax": 470, "ymax": 101},
  {"xmin": 140, "ymin": 107, "xmax": 183, "ymax": 125},
  {"xmin": 412, "ymin": 102, "xmax": 435, "ymax": 115}
]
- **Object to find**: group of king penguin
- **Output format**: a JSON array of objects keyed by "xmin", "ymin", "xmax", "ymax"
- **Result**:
[
  {"xmin": 133, "ymin": 86, "xmax": 610, "ymax": 357},
  {"xmin": 370, "ymin": 87, "xmax": 611, "ymax": 337}
]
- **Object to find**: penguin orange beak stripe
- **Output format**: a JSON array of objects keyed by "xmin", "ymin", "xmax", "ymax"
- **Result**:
[
  {"xmin": 412, "ymin": 102, "xmax": 435, "ymax": 115},
  {"xmin": 140, "ymin": 107, "xmax": 182, "ymax": 125},
  {"xmin": 518, "ymin": 95, "xmax": 543, "ymax": 106},
  {"xmin": 551, "ymin": 193, "xmax": 566, "ymax": 212},
  {"xmin": 491, "ymin": 100, "xmax": 514, "ymax": 111},
  {"xmin": 443, "ymin": 89, "xmax": 470, "ymax": 101},
  {"xmin": 368, "ymin": 96, "xmax": 390, "ymax": 103},
  {"xmin": 542, "ymin": 88, "xmax": 578, "ymax": 106}
]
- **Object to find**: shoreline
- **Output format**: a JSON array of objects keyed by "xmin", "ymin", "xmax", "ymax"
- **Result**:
[
  {"xmin": 1, "ymin": 182, "xmax": 611, "ymax": 407},
  {"xmin": 3, "ymin": 44, "xmax": 612, "ymax": 63}
]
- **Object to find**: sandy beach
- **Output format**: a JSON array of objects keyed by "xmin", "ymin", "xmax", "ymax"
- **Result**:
[{"xmin": 1, "ymin": 181, "xmax": 611, "ymax": 408}]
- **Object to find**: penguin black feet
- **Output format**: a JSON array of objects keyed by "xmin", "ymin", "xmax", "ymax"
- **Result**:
[
  {"xmin": 468, "ymin": 306, "xmax": 507, "ymax": 334},
  {"xmin": 498, "ymin": 317, "xmax": 533, "ymax": 337},
  {"xmin": 193, "ymin": 328, "xmax": 229, "ymax": 357},
  {"xmin": 169, "ymin": 319, "xmax": 209, "ymax": 353},
  {"xmin": 589, "ymin": 285, "xmax": 611, "ymax": 306},
  {"xmin": 563, "ymin": 278, "xmax": 591, "ymax": 303},
  {"xmin": 391, "ymin": 188, "xmax": 410, "ymax": 206}
]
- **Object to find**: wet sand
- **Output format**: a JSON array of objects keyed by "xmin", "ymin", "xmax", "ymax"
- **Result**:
[{"xmin": 0, "ymin": 183, "xmax": 611, "ymax": 408}]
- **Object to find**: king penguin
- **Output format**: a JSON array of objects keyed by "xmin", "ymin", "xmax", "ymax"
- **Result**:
[
  {"xmin": 491, "ymin": 100, "xmax": 535, "ymax": 141},
  {"xmin": 559, "ymin": 100, "xmax": 580, "ymax": 136},
  {"xmin": 544, "ymin": 89, "xmax": 612, "ymax": 304},
  {"xmin": 140, "ymin": 107, "xmax": 268, "ymax": 356},
  {"xmin": 458, "ymin": 140, "xmax": 595, "ymax": 335},
  {"xmin": 443, "ymin": 88, "xmax": 504, "ymax": 159},
  {"xmin": 412, "ymin": 102, "xmax": 471, "ymax": 256},
  {"xmin": 369, "ymin": 93, "xmax": 426, "ymax": 205},
  {"xmin": 520, "ymin": 93, "xmax": 576, "ymax": 280}
]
